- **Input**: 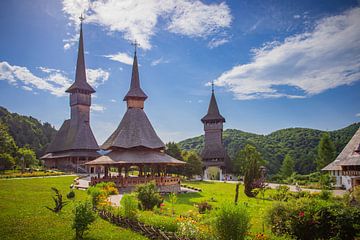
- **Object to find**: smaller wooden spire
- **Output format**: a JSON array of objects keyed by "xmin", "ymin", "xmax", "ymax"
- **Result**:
[{"xmin": 124, "ymin": 41, "xmax": 148, "ymax": 108}]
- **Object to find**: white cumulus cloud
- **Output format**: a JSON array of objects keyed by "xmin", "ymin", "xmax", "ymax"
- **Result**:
[
  {"xmin": 0, "ymin": 61, "xmax": 109, "ymax": 96},
  {"xmin": 62, "ymin": 0, "xmax": 232, "ymax": 50},
  {"xmin": 215, "ymin": 8, "xmax": 360, "ymax": 100}
]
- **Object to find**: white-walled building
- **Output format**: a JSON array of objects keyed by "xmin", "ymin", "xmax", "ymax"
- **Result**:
[{"xmin": 323, "ymin": 127, "xmax": 360, "ymax": 190}]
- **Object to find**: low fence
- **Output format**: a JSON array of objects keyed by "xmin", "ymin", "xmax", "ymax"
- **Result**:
[{"xmin": 96, "ymin": 209, "xmax": 191, "ymax": 240}]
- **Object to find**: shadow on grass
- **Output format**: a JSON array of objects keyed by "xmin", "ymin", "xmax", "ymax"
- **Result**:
[{"xmin": 176, "ymin": 192, "xmax": 203, "ymax": 206}]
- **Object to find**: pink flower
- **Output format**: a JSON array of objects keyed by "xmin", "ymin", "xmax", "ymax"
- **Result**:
[{"xmin": 298, "ymin": 211, "xmax": 305, "ymax": 217}]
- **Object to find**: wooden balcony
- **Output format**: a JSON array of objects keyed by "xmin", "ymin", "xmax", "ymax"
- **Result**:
[
  {"xmin": 342, "ymin": 170, "xmax": 360, "ymax": 176},
  {"xmin": 90, "ymin": 175, "xmax": 180, "ymax": 188}
]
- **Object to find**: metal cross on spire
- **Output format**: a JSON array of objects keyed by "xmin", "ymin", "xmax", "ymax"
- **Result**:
[
  {"xmin": 131, "ymin": 40, "xmax": 140, "ymax": 54},
  {"xmin": 211, "ymin": 80, "xmax": 215, "ymax": 93},
  {"xmin": 79, "ymin": 14, "xmax": 85, "ymax": 24}
]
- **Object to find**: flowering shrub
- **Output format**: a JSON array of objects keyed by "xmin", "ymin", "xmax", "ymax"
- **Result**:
[
  {"xmin": 87, "ymin": 182, "xmax": 118, "ymax": 207},
  {"xmin": 176, "ymin": 216, "xmax": 199, "ymax": 239},
  {"xmin": 266, "ymin": 198, "xmax": 360, "ymax": 240}
]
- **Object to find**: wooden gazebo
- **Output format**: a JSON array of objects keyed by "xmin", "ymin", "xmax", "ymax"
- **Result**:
[{"xmin": 85, "ymin": 47, "xmax": 185, "ymax": 192}]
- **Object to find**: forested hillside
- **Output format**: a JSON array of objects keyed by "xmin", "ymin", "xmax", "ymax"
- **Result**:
[
  {"xmin": 178, "ymin": 123, "xmax": 360, "ymax": 175},
  {"xmin": 0, "ymin": 107, "xmax": 57, "ymax": 158}
]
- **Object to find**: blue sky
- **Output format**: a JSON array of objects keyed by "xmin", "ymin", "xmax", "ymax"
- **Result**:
[{"xmin": 0, "ymin": 0, "xmax": 359, "ymax": 144}]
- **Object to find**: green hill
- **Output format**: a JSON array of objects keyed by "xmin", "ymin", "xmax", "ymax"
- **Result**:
[
  {"xmin": 0, "ymin": 107, "xmax": 57, "ymax": 158},
  {"xmin": 178, "ymin": 123, "xmax": 360, "ymax": 175}
]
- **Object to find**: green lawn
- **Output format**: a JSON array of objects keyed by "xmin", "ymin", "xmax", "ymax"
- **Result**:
[
  {"xmin": 0, "ymin": 176, "xmax": 147, "ymax": 240},
  {"xmin": 164, "ymin": 181, "xmax": 274, "ymax": 233}
]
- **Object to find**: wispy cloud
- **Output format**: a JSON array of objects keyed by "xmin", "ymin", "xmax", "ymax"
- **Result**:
[
  {"xmin": 91, "ymin": 103, "xmax": 106, "ymax": 112},
  {"xmin": 0, "ymin": 61, "xmax": 109, "ymax": 96},
  {"xmin": 208, "ymin": 37, "xmax": 229, "ymax": 49},
  {"xmin": 215, "ymin": 8, "xmax": 360, "ymax": 100},
  {"xmin": 103, "ymin": 52, "xmax": 133, "ymax": 65},
  {"xmin": 356, "ymin": 113, "xmax": 360, "ymax": 117},
  {"xmin": 62, "ymin": 0, "xmax": 232, "ymax": 50},
  {"xmin": 151, "ymin": 57, "xmax": 169, "ymax": 66}
]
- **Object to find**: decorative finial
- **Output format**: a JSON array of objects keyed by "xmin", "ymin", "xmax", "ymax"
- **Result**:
[
  {"xmin": 211, "ymin": 80, "xmax": 214, "ymax": 93},
  {"xmin": 131, "ymin": 40, "xmax": 140, "ymax": 55},
  {"xmin": 79, "ymin": 14, "xmax": 85, "ymax": 24}
]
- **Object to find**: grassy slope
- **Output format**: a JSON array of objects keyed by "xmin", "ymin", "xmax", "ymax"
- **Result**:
[
  {"xmin": 0, "ymin": 176, "xmax": 147, "ymax": 240},
  {"xmin": 166, "ymin": 181, "xmax": 273, "ymax": 233}
]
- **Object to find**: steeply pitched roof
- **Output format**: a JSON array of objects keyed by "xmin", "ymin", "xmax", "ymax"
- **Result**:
[
  {"xmin": 201, "ymin": 91, "xmax": 225, "ymax": 123},
  {"xmin": 86, "ymin": 149, "xmax": 185, "ymax": 165},
  {"xmin": 66, "ymin": 23, "xmax": 95, "ymax": 93},
  {"xmin": 123, "ymin": 52, "xmax": 148, "ymax": 101},
  {"xmin": 101, "ymin": 108, "xmax": 165, "ymax": 150},
  {"xmin": 46, "ymin": 116, "xmax": 99, "ymax": 153},
  {"xmin": 323, "ymin": 127, "xmax": 360, "ymax": 170},
  {"xmin": 201, "ymin": 143, "xmax": 228, "ymax": 160}
]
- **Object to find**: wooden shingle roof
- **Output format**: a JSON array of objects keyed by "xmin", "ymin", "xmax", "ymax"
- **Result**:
[
  {"xmin": 86, "ymin": 149, "xmax": 185, "ymax": 165},
  {"xmin": 45, "ymin": 116, "xmax": 99, "ymax": 154},
  {"xmin": 101, "ymin": 108, "xmax": 165, "ymax": 150},
  {"xmin": 201, "ymin": 91, "xmax": 225, "ymax": 123},
  {"xmin": 323, "ymin": 127, "xmax": 360, "ymax": 170}
]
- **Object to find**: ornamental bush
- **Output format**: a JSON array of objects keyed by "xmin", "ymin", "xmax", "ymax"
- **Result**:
[
  {"xmin": 266, "ymin": 198, "xmax": 360, "ymax": 240},
  {"xmin": 135, "ymin": 182, "xmax": 163, "ymax": 210},
  {"xmin": 72, "ymin": 201, "xmax": 96, "ymax": 240},
  {"xmin": 120, "ymin": 194, "xmax": 138, "ymax": 220},
  {"xmin": 213, "ymin": 203, "xmax": 251, "ymax": 240},
  {"xmin": 197, "ymin": 201, "xmax": 212, "ymax": 214}
]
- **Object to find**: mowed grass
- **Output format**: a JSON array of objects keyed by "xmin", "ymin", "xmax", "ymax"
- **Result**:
[
  {"xmin": 0, "ymin": 176, "xmax": 147, "ymax": 240},
  {"xmin": 165, "ymin": 181, "xmax": 274, "ymax": 233}
]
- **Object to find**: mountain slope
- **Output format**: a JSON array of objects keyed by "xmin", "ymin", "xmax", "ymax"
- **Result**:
[
  {"xmin": 0, "ymin": 107, "xmax": 57, "ymax": 158},
  {"xmin": 178, "ymin": 123, "xmax": 360, "ymax": 174}
]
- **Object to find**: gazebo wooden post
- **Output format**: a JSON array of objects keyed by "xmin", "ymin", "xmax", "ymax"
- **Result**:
[
  {"xmin": 104, "ymin": 166, "xmax": 109, "ymax": 178},
  {"xmin": 117, "ymin": 165, "xmax": 122, "ymax": 177},
  {"xmin": 157, "ymin": 165, "xmax": 161, "ymax": 177},
  {"xmin": 125, "ymin": 165, "xmax": 129, "ymax": 178},
  {"xmin": 139, "ymin": 165, "xmax": 143, "ymax": 177}
]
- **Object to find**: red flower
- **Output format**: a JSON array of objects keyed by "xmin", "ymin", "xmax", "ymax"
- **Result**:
[
  {"xmin": 298, "ymin": 211, "xmax": 305, "ymax": 217},
  {"xmin": 160, "ymin": 203, "xmax": 165, "ymax": 207}
]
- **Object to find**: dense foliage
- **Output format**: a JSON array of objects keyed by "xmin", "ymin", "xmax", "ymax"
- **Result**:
[
  {"xmin": 179, "ymin": 123, "xmax": 360, "ymax": 174},
  {"xmin": 237, "ymin": 144, "xmax": 263, "ymax": 197},
  {"xmin": 266, "ymin": 198, "xmax": 360, "ymax": 240},
  {"xmin": 135, "ymin": 182, "xmax": 163, "ymax": 210},
  {"xmin": 316, "ymin": 133, "xmax": 336, "ymax": 170},
  {"xmin": 0, "ymin": 106, "xmax": 57, "ymax": 158},
  {"xmin": 213, "ymin": 203, "xmax": 251, "ymax": 240}
]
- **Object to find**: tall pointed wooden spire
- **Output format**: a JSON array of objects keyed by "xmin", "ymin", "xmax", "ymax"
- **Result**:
[{"xmin": 66, "ymin": 17, "xmax": 95, "ymax": 93}]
